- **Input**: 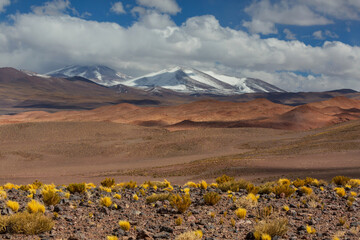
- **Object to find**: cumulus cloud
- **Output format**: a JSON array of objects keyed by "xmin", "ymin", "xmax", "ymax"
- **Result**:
[
  {"xmin": 0, "ymin": 0, "xmax": 10, "ymax": 13},
  {"xmin": 244, "ymin": 0, "xmax": 360, "ymax": 35},
  {"xmin": 283, "ymin": 29, "xmax": 296, "ymax": 40},
  {"xmin": 31, "ymin": 0, "xmax": 76, "ymax": 16},
  {"xmin": 136, "ymin": 0, "xmax": 181, "ymax": 15},
  {"xmin": 111, "ymin": 2, "xmax": 126, "ymax": 14},
  {"xmin": 313, "ymin": 30, "xmax": 339, "ymax": 39},
  {"xmin": 243, "ymin": 0, "xmax": 332, "ymax": 34},
  {"xmin": 0, "ymin": 2, "xmax": 360, "ymax": 91}
]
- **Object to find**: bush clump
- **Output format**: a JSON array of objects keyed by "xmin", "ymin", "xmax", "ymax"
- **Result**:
[
  {"xmin": 170, "ymin": 194, "xmax": 191, "ymax": 213},
  {"xmin": 216, "ymin": 174, "xmax": 234, "ymax": 184},
  {"xmin": 67, "ymin": 183, "xmax": 86, "ymax": 194},
  {"xmin": 0, "ymin": 212, "xmax": 54, "ymax": 235},
  {"xmin": 101, "ymin": 178, "xmax": 115, "ymax": 188},
  {"xmin": 118, "ymin": 220, "xmax": 130, "ymax": 231},
  {"xmin": 100, "ymin": 197, "xmax": 112, "ymax": 207},
  {"xmin": 175, "ymin": 230, "xmax": 203, "ymax": 240},
  {"xmin": 218, "ymin": 179, "xmax": 249, "ymax": 192},
  {"xmin": 273, "ymin": 184, "xmax": 295, "ymax": 197},
  {"xmin": 332, "ymin": 176, "xmax": 350, "ymax": 186},
  {"xmin": 6, "ymin": 201, "xmax": 20, "ymax": 212},
  {"xmin": 27, "ymin": 200, "xmax": 45, "ymax": 214},
  {"xmin": 253, "ymin": 217, "xmax": 288, "ymax": 238},
  {"xmin": 42, "ymin": 189, "xmax": 60, "ymax": 206},
  {"xmin": 146, "ymin": 193, "xmax": 171, "ymax": 204},
  {"xmin": 203, "ymin": 192, "xmax": 221, "ymax": 206}
]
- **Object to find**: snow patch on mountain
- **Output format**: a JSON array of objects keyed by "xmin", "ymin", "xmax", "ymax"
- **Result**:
[
  {"xmin": 120, "ymin": 66, "xmax": 285, "ymax": 95},
  {"xmin": 46, "ymin": 65, "xmax": 131, "ymax": 86}
]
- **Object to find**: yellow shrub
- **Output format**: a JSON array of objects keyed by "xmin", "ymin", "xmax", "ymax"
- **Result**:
[
  {"xmin": 85, "ymin": 183, "xmax": 96, "ymax": 189},
  {"xmin": 300, "ymin": 186, "xmax": 313, "ymax": 195},
  {"xmin": 169, "ymin": 194, "xmax": 191, "ymax": 213},
  {"xmin": 199, "ymin": 180, "xmax": 208, "ymax": 190},
  {"xmin": 203, "ymin": 192, "xmax": 221, "ymax": 206},
  {"xmin": 113, "ymin": 194, "xmax": 121, "ymax": 199},
  {"xmin": 332, "ymin": 176, "xmax": 350, "ymax": 186},
  {"xmin": 99, "ymin": 186, "xmax": 112, "ymax": 193},
  {"xmin": 334, "ymin": 187, "xmax": 346, "ymax": 197},
  {"xmin": 133, "ymin": 194, "xmax": 139, "ymax": 201},
  {"xmin": 101, "ymin": 178, "xmax": 115, "ymax": 188},
  {"xmin": 278, "ymin": 179, "xmax": 290, "ymax": 186},
  {"xmin": 282, "ymin": 205, "xmax": 289, "ymax": 212},
  {"xmin": 100, "ymin": 197, "xmax": 112, "ymax": 207},
  {"xmin": 210, "ymin": 183, "xmax": 218, "ymax": 188},
  {"xmin": 216, "ymin": 174, "xmax": 234, "ymax": 184},
  {"xmin": 183, "ymin": 188, "xmax": 190, "ymax": 195},
  {"xmin": 3, "ymin": 183, "xmax": 18, "ymax": 190},
  {"xmin": 42, "ymin": 189, "xmax": 60, "ymax": 206},
  {"xmin": 118, "ymin": 220, "xmax": 130, "ymax": 231},
  {"xmin": 0, "ymin": 190, "xmax": 6, "ymax": 199},
  {"xmin": 273, "ymin": 184, "xmax": 295, "ymax": 197},
  {"xmin": 67, "ymin": 183, "xmax": 86, "ymax": 194},
  {"xmin": 235, "ymin": 208, "xmax": 247, "ymax": 219},
  {"xmin": 254, "ymin": 218, "xmax": 288, "ymax": 237},
  {"xmin": 107, "ymin": 236, "xmax": 118, "ymax": 240},
  {"xmin": 262, "ymin": 234, "xmax": 271, "ymax": 240},
  {"xmin": 6, "ymin": 201, "xmax": 19, "ymax": 212},
  {"xmin": 247, "ymin": 193, "xmax": 259, "ymax": 203},
  {"xmin": 350, "ymin": 191, "xmax": 357, "ymax": 197},
  {"xmin": 292, "ymin": 178, "xmax": 305, "ymax": 187},
  {"xmin": 27, "ymin": 200, "xmax": 45, "ymax": 214},
  {"xmin": 2, "ymin": 212, "xmax": 54, "ymax": 234},
  {"xmin": 348, "ymin": 179, "xmax": 360, "ymax": 187},
  {"xmin": 175, "ymin": 230, "xmax": 203, "ymax": 240},
  {"xmin": 306, "ymin": 225, "xmax": 316, "ymax": 234},
  {"xmin": 185, "ymin": 181, "xmax": 198, "ymax": 188},
  {"xmin": 175, "ymin": 217, "xmax": 183, "ymax": 226},
  {"xmin": 146, "ymin": 193, "xmax": 171, "ymax": 204}
]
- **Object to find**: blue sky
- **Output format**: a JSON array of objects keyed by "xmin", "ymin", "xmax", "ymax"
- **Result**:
[{"xmin": 0, "ymin": 0, "xmax": 360, "ymax": 91}]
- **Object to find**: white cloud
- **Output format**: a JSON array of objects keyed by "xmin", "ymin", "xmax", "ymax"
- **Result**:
[
  {"xmin": 283, "ymin": 28, "xmax": 296, "ymax": 40},
  {"xmin": 313, "ymin": 30, "xmax": 339, "ymax": 39},
  {"xmin": 313, "ymin": 30, "xmax": 324, "ymax": 39},
  {"xmin": 0, "ymin": 6, "xmax": 360, "ymax": 92},
  {"xmin": 242, "ymin": 19, "xmax": 277, "ymax": 35},
  {"xmin": 111, "ymin": 2, "xmax": 126, "ymax": 14},
  {"xmin": 136, "ymin": 0, "xmax": 180, "ymax": 15},
  {"xmin": 0, "ymin": 0, "xmax": 10, "ymax": 13},
  {"xmin": 244, "ymin": 0, "xmax": 332, "ymax": 34},
  {"xmin": 31, "ymin": 0, "xmax": 76, "ymax": 16},
  {"xmin": 244, "ymin": 0, "xmax": 360, "ymax": 35}
]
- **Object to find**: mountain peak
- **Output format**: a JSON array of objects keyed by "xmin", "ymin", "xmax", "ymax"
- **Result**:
[
  {"xmin": 46, "ymin": 65, "xmax": 131, "ymax": 86},
  {"xmin": 119, "ymin": 67, "xmax": 285, "ymax": 95}
]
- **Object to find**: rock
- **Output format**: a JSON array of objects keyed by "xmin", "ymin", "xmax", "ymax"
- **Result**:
[
  {"xmin": 153, "ymin": 232, "xmax": 170, "ymax": 239},
  {"xmin": 159, "ymin": 226, "xmax": 173, "ymax": 233},
  {"xmin": 137, "ymin": 229, "xmax": 153, "ymax": 239},
  {"xmin": 245, "ymin": 232, "xmax": 255, "ymax": 240}
]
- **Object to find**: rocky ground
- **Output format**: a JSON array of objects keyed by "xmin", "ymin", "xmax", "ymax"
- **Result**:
[{"xmin": 0, "ymin": 177, "xmax": 359, "ymax": 240}]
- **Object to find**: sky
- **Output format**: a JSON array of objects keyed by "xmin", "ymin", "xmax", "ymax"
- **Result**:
[{"xmin": 0, "ymin": 0, "xmax": 360, "ymax": 92}]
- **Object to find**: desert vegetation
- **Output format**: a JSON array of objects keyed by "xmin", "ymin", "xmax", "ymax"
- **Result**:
[{"xmin": 0, "ymin": 176, "xmax": 359, "ymax": 239}]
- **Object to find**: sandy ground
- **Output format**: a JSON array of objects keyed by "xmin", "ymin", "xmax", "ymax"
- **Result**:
[{"xmin": 0, "ymin": 121, "xmax": 359, "ymax": 185}]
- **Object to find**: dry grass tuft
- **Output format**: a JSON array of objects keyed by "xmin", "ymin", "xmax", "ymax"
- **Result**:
[
  {"xmin": 254, "ymin": 217, "xmax": 288, "ymax": 237},
  {"xmin": 169, "ymin": 194, "xmax": 191, "ymax": 213},
  {"xmin": 203, "ymin": 192, "xmax": 221, "ymax": 206},
  {"xmin": 1, "ymin": 212, "xmax": 54, "ymax": 235},
  {"xmin": 42, "ymin": 189, "xmax": 60, "ymax": 206},
  {"xmin": 101, "ymin": 178, "xmax": 115, "ymax": 188},
  {"xmin": 332, "ymin": 176, "xmax": 350, "ymax": 186},
  {"xmin": 146, "ymin": 193, "xmax": 171, "ymax": 204},
  {"xmin": 175, "ymin": 230, "xmax": 203, "ymax": 240},
  {"xmin": 67, "ymin": 183, "xmax": 86, "ymax": 194}
]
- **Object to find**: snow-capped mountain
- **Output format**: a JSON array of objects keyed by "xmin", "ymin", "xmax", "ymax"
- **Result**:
[
  {"xmin": 119, "ymin": 66, "xmax": 285, "ymax": 95},
  {"xmin": 46, "ymin": 65, "xmax": 131, "ymax": 86}
]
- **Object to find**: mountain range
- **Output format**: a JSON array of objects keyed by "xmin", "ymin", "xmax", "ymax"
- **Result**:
[{"xmin": 46, "ymin": 65, "xmax": 285, "ymax": 95}]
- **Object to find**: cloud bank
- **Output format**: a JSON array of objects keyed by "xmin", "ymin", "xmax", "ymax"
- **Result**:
[{"xmin": 0, "ymin": 0, "xmax": 359, "ymax": 92}]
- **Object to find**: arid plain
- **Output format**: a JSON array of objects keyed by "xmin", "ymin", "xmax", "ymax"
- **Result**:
[{"xmin": 0, "ymin": 97, "xmax": 359, "ymax": 185}]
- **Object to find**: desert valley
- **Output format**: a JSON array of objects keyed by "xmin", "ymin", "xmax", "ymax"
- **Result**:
[{"xmin": 1, "ymin": 0, "xmax": 360, "ymax": 238}]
